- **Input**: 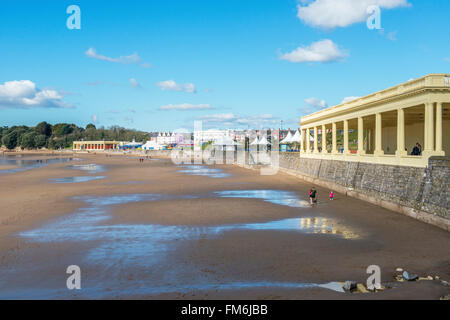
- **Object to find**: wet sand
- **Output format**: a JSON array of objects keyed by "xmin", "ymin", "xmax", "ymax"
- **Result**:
[
  {"xmin": 0, "ymin": 153, "xmax": 449, "ymax": 299},
  {"xmin": 0, "ymin": 165, "xmax": 18, "ymax": 171}
]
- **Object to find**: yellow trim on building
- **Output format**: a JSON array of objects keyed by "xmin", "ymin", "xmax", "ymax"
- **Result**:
[{"xmin": 299, "ymin": 74, "xmax": 450, "ymax": 167}]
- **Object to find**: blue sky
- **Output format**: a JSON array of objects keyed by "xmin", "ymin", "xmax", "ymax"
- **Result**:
[{"xmin": 0, "ymin": 0, "xmax": 449, "ymax": 131}]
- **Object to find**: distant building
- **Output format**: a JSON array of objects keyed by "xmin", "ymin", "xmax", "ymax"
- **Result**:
[
  {"xmin": 156, "ymin": 132, "xmax": 186, "ymax": 145},
  {"xmin": 232, "ymin": 130, "xmax": 247, "ymax": 143},
  {"xmin": 193, "ymin": 129, "xmax": 235, "ymax": 145},
  {"xmin": 73, "ymin": 141, "xmax": 119, "ymax": 151},
  {"xmin": 119, "ymin": 140, "xmax": 142, "ymax": 150},
  {"xmin": 142, "ymin": 140, "xmax": 163, "ymax": 150}
]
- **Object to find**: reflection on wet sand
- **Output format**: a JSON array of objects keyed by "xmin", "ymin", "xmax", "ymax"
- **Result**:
[
  {"xmin": 231, "ymin": 217, "xmax": 361, "ymax": 240},
  {"xmin": 20, "ymin": 193, "xmax": 362, "ymax": 246},
  {"xmin": 0, "ymin": 156, "xmax": 78, "ymax": 174},
  {"xmin": 49, "ymin": 176, "xmax": 106, "ymax": 184},
  {"xmin": 178, "ymin": 165, "xmax": 231, "ymax": 178},
  {"xmin": 9, "ymin": 192, "xmax": 363, "ymax": 298},
  {"xmin": 215, "ymin": 190, "xmax": 310, "ymax": 208},
  {"xmin": 68, "ymin": 164, "xmax": 105, "ymax": 174}
]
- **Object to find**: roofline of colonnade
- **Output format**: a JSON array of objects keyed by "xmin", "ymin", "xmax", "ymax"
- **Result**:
[{"xmin": 300, "ymin": 73, "xmax": 450, "ymax": 127}]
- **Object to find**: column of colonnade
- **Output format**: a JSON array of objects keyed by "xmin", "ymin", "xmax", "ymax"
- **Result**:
[
  {"xmin": 300, "ymin": 123, "xmax": 339, "ymax": 154},
  {"xmin": 395, "ymin": 107, "xmax": 407, "ymax": 157},
  {"xmin": 313, "ymin": 127, "xmax": 318, "ymax": 153},
  {"xmin": 306, "ymin": 128, "xmax": 310, "ymax": 153},
  {"xmin": 300, "ymin": 100, "xmax": 445, "ymax": 159},
  {"xmin": 423, "ymin": 101, "xmax": 445, "ymax": 156},
  {"xmin": 436, "ymin": 102, "xmax": 443, "ymax": 153},
  {"xmin": 332, "ymin": 122, "xmax": 337, "ymax": 153},
  {"xmin": 321, "ymin": 125, "xmax": 327, "ymax": 154},
  {"xmin": 357, "ymin": 117, "xmax": 364, "ymax": 155},
  {"xmin": 374, "ymin": 113, "xmax": 383, "ymax": 156}
]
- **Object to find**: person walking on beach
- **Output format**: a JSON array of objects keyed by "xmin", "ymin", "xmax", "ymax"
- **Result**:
[
  {"xmin": 329, "ymin": 191, "xmax": 334, "ymax": 200},
  {"xmin": 309, "ymin": 187, "xmax": 317, "ymax": 205}
]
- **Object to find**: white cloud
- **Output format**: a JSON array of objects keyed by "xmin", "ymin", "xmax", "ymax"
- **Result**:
[
  {"xmin": 140, "ymin": 63, "xmax": 152, "ymax": 69},
  {"xmin": 305, "ymin": 97, "xmax": 327, "ymax": 108},
  {"xmin": 107, "ymin": 108, "xmax": 137, "ymax": 114},
  {"xmin": 84, "ymin": 80, "xmax": 103, "ymax": 86},
  {"xmin": 183, "ymin": 83, "xmax": 196, "ymax": 93},
  {"xmin": 299, "ymin": 97, "xmax": 328, "ymax": 114},
  {"xmin": 0, "ymin": 80, "xmax": 72, "ymax": 109},
  {"xmin": 85, "ymin": 48, "xmax": 151, "ymax": 68},
  {"xmin": 156, "ymin": 80, "xmax": 196, "ymax": 93},
  {"xmin": 197, "ymin": 113, "xmax": 278, "ymax": 129},
  {"xmin": 280, "ymin": 39, "xmax": 347, "ymax": 63},
  {"xmin": 91, "ymin": 114, "xmax": 98, "ymax": 123},
  {"xmin": 159, "ymin": 103, "xmax": 211, "ymax": 111},
  {"xmin": 341, "ymin": 96, "xmax": 360, "ymax": 104},
  {"xmin": 387, "ymin": 31, "xmax": 397, "ymax": 41},
  {"xmin": 198, "ymin": 113, "xmax": 236, "ymax": 122},
  {"xmin": 129, "ymin": 78, "xmax": 141, "ymax": 88},
  {"xmin": 297, "ymin": 0, "xmax": 410, "ymax": 29}
]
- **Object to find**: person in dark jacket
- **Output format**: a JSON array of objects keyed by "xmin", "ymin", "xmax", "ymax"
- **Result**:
[
  {"xmin": 309, "ymin": 188, "xmax": 317, "ymax": 205},
  {"xmin": 411, "ymin": 142, "xmax": 421, "ymax": 156}
]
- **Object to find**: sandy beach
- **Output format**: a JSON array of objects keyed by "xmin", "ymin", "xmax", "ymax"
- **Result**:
[
  {"xmin": 0, "ymin": 152, "xmax": 449, "ymax": 299},
  {"xmin": 0, "ymin": 165, "xmax": 18, "ymax": 171}
]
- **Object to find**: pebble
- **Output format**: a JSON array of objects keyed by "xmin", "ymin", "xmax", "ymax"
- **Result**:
[
  {"xmin": 343, "ymin": 281, "xmax": 357, "ymax": 292},
  {"xmin": 402, "ymin": 271, "xmax": 419, "ymax": 281},
  {"xmin": 356, "ymin": 283, "xmax": 369, "ymax": 293}
]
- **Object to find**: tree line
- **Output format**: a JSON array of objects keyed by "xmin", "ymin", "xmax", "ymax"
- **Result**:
[{"xmin": 0, "ymin": 122, "xmax": 151, "ymax": 150}]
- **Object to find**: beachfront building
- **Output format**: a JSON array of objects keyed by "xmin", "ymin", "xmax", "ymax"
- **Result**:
[
  {"xmin": 156, "ymin": 132, "xmax": 171, "ymax": 145},
  {"xmin": 119, "ymin": 140, "xmax": 142, "ymax": 150},
  {"xmin": 73, "ymin": 141, "xmax": 119, "ymax": 151},
  {"xmin": 299, "ymin": 74, "xmax": 450, "ymax": 168},
  {"xmin": 213, "ymin": 136, "xmax": 238, "ymax": 151},
  {"xmin": 142, "ymin": 140, "xmax": 163, "ymax": 150},
  {"xmin": 156, "ymin": 132, "xmax": 186, "ymax": 146},
  {"xmin": 194, "ymin": 129, "xmax": 235, "ymax": 145},
  {"xmin": 232, "ymin": 130, "xmax": 247, "ymax": 143}
]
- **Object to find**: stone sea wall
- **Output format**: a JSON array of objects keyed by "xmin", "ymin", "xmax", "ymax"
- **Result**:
[{"xmin": 278, "ymin": 153, "xmax": 449, "ymax": 230}]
